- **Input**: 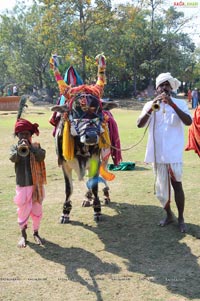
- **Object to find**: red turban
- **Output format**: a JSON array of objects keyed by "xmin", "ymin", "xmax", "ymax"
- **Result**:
[{"xmin": 14, "ymin": 118, "xmax": 40, "ymax": 136}]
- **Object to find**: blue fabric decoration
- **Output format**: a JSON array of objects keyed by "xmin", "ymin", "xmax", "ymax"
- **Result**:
[
  {"xmin": 86, "ymin": 176, "xmax": 107, "ymax": 189},
  {"xmin": 64, "ymin": 66, "xmax": 83, "ymax": 86}
]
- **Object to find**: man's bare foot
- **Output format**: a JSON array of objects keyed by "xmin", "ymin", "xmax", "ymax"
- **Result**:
[
  {"xmin": 18, "ymin": 227, "xmax": 27, "ymax": 248},
  {"xmin": 158, "ymin": 216, "xmax": 174, "ymax": 227},
  {"xmin": 178, "ymin": 219, "xmax": 187, "ymax": 233},
  {"xmin": 33, "ymin": 232, "xmax": 44, "ymax": 245}
]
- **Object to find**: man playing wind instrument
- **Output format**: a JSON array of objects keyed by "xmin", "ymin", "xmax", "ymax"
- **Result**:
[
  {"xmin": 137, "ymin": 73, "xmax": 192, "ymax": 233},
  {"xmin": 10, "ymin": 117, "xmax": 46, "ymax": 248}
]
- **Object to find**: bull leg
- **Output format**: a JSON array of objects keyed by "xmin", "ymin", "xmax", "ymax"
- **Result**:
[
  {"xmin": 61, "ymin": 199, "xmax": 72, "ymax": 224},
  {"xmin": 87, "ymin": 152, "xmax": 102, "ymax": 221},
  {"xmin": 82, "ymin": 190, "xmax": 93, "ymax": 207},
  {"xmin": 60, "ymin": 162, "xmax": 73, "ymax": 224},
  {"xmin": 92, "ymin": 183, "xmax": 102, "ymax": 222},
  {"xmin": 103, "ymin": 186, "xmax": 111, "ymax": 205}
]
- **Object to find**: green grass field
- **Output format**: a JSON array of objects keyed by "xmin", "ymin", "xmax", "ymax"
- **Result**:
[{"xmin": 0, "ymin": 103, "xmax": 200, "ymax": 301}]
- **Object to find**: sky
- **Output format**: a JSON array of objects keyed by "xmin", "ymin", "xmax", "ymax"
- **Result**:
[
  {"xmin": 0, "ymin": 0, "xmax": 199, "ymax": 46},
  {"xmin": 0, "ymin": 0, "xmax": 33, "ymax": 12},
  {"xmin": 0, "ymin": 0, "xmax": 127, "ymax": 11},
  {"xmin": 167, "ymin": 0, "xmax": 200, "ymax": 46}
]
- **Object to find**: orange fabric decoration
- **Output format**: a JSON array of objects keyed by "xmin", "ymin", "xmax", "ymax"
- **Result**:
[
  {"xmin": 30, "ymin": 145, "xmax": 47, "ymax": 203},
  {"xmin": 185, "ymin": 106, "xmax": 200, "ymax": 157},
  {"xmin": 99, "ymin": 163, "xmax": 115, "ymax": 181}
]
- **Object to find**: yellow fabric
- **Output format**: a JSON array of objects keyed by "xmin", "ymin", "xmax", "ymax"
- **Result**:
[
  {"xmin": 57, "ymin": 80, "xmax": 67, "ymax": 96},
  {"xmin": 62, "ymin": 120, "xmax": 74, "ymax": 160},
  {"xmin": 98, "ymin": 123, "xmax": 110, "ymax": 149},
  {"xmin": 96, "ymin": 78, "xmax": 105, "ymax": 87},
  {"xmin": 97, "ymin": 66, "xmax": 106, "ymax": 86},
  {"xmin": 98, "ymin": 122, "xmax": 115, "ymax": 180}
]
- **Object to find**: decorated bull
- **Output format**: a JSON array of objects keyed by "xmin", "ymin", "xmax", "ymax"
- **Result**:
[{"xmin": 49, "ymin": 54, "xmax": 122, "ymax": 222}]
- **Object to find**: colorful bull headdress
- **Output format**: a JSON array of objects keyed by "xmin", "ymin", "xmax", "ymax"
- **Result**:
[
  {"xmin": 50, "ymin": 53, "xmax": 117, "ymax": 181},
  {"xmin": 49, "ymin": 52, "xmax": 107, "ymax": 132},
  {"xmin": 49, "ymin": 53, "xmax": 106, "ymax": 102},
  {"xmin": 64, "ymin": 65, "xmax": 83, "ymax": 86}
]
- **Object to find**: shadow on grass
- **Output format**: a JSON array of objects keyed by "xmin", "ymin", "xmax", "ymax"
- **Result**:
[
  {"xmin": 134, "ymin": 165, "xmax": 150, "ymax": 171},
  {"xmin": 28, "ymin": 240, "xmax": 120, "ymax": 301},
  {"xmin": 29, "ymin": 202, "xmax": 200, "ymax": 300},
  {"xmin": 72, "ymin": 203, "xmax": 200, "ymax": 299}
]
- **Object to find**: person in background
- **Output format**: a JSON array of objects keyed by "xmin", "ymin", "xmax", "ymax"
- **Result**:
[
  {"xmin": 198, "ymin": 88, "xmax": 200, "ymax": 105},
  {"xmin": 13, "ymin": 85, "xmax": 18, "ymax": 96},
  {"xmin": 187, "ymin": 89, "xmax": 192, "ymax": 103},
  {"xmin": 9, "ymin": 118, "xmax": 46, "ymax": 248},
  {"xmin": 192, "ymin": 88, "xmax": 198, "ymax": 109},
  {"xmin": 137, "ymin": 72, "xmax": 192, "ymax": 233},
  {"xmin": 7, "ymin": 87, "xmax": 12, "ymax": 96}
]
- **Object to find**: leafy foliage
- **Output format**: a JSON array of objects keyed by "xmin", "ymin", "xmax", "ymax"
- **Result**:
[{"xmin": 0, "ymin": 0, "xmax": 198, "ymax": 97}]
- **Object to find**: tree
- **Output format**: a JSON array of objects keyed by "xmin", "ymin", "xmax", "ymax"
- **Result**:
[
  {"xmin": 0, "ymin": 2, "xmax": 53, "ymax": 90},
  {"xmin": 37, "ymin": 0, "xmax": 113, "ymax": 82},
  {"xmin": 0, "ymin": 0, "xmax": 198, "ymax": 98}
]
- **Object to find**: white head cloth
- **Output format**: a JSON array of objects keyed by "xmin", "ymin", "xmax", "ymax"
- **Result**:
[{"xmin": 156, "ymin": 72, "xmax": 181, "ymax": 92}]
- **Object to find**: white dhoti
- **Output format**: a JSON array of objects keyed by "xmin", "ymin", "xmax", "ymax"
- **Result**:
[{"xmin": 153, "ymin": 163, "xmax": 183, "ymax": 208}]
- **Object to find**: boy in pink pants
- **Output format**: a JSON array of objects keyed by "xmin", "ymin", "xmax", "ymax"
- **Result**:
[{"xmin": 10, "ymin": 118, "xmax": 46, "ymax": 248}]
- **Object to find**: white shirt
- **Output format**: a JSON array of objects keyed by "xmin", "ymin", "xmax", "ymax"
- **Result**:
[
  {"xmin": 13, "ymin": 86, "xmax": 17, "ymax": 93},
  {"xmin": 138, "ymin": 97, "xmax": 191, "ymax": 164}
]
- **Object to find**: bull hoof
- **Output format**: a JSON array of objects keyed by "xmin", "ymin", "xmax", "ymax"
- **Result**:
[
  {"xmin": 60, "ymin": 214, "xmax": 70, "ymax": 224},
  {"xmin": 94, "ymin": 213, "xmax": 103, "ymax": 222},
  {"xmin": 82, "ymin": 200, "xmax": 92, "ymax": 207}
]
